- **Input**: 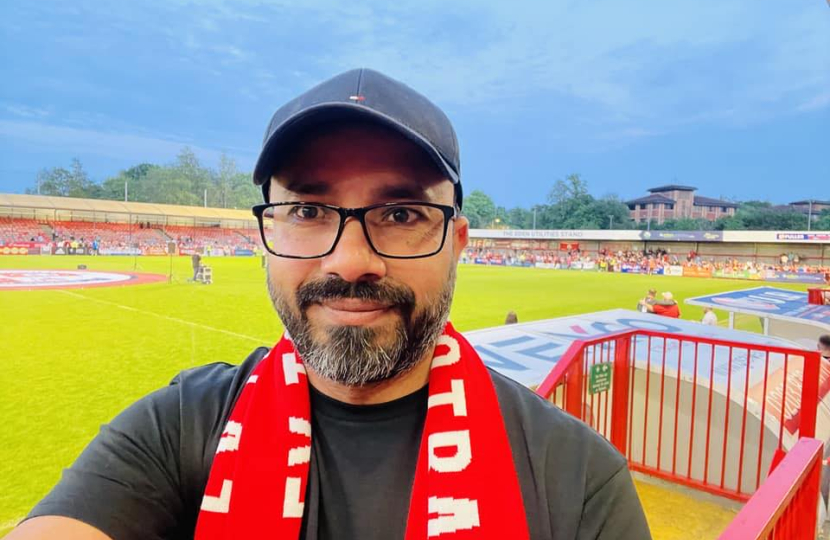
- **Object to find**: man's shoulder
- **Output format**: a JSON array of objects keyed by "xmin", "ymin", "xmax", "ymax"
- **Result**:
[{"xmin": 169, "ymin": 346, "xmax": 270, "ymax": 408}]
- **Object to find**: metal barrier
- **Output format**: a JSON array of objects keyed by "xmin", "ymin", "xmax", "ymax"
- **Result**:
[
  {"xmin": 535, "ymin": 329, "xmax": 822, "ymax": 501},
  {"xmin": 717, "ymin": 437, "xmax": 823, "ymax": 539}
]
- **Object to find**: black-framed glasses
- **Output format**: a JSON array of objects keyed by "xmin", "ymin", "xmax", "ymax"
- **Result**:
[{"xmin": 252, "ymin": 201, "xmax": 458, "ymax": 259}]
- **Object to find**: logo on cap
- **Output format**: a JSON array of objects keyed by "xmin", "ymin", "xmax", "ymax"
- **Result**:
[{"xmin": 348, "ymin": 95, "xmax": 366, "ymax": 102}]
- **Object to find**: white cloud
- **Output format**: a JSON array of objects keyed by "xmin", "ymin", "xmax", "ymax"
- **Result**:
[
  {"xmin": 4, "ymin": 104, "xmax": 50, "ymax": 119},
  {"xmin": 0, "ymin": 119, "xmax": 257, "ymax": 167}
]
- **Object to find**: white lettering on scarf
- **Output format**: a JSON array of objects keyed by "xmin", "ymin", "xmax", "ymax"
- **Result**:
[
  {"xmin": 283, "ymin": 352, "xmax": 306, "ymax": 385},
  {"xmin": 428, "ymin": 430, "xmax": 472, "ymax": 473},
  {"xmin": 216, "ymin": 421, "xmax": 242, "ymax": 454},
  {"xmin": 428, "ymin": 379, "xmax": 467, "ymax": 417},
  {"xmin": 431, "ymin": 335, "xmax": 461, "ymax": 369},
  {"xmin": 201, "ymin": 479, "xmax": 233, "ymax": 513},
  {"xmin": 283, "ymin": 477, "xmax": 304, "ymax": 518},
  {"xmin": 427, "ymin": 496, "xmax": 481, "ymax": 537},
  {"xmin": 283, "ymin": 415, "xmax": 312, "ymax": 518}
]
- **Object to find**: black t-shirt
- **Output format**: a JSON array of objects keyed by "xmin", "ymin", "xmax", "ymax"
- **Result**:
[{"xmin": 27, "ymin": 348, "xmax": 651, "ymax": 539}]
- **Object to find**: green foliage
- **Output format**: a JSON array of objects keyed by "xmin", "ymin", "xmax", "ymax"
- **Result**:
[
  {"xmin": 26, "ymin": 158, "xmax": 100, "ymax": 198},
  {"xmin": 535, "ymin": 174, "xmax": 633, "ymax": 230},
  {"xmin": 24, "ymin": 158, "xmax": 823, "ymax": 231},
  {"xmin": 462, "ymin": 190, "xmax": 497, "ymax": 228},
  {"xmin": 26, "ymin": 150, "xmax": 261, "ymax": 209},
  {"xmin": 814, "ymin": 209, "xmax": 830, "ymax": 231},
  {"xmin": 650, "ymin": 218, "xmax": 715, "ymax": 231},
  {"xmin": 713, "ymin": 203, "xmax": 811, "ymax": 231}
]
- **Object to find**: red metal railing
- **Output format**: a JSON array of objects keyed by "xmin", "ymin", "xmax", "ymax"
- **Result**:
[
  {"xmin": 535, "ymin": 329, "xmax": 822, "ymax": 502},
  {"xmin": 717, "ymin": 437, "xmax": 823, "ymax": 539}
]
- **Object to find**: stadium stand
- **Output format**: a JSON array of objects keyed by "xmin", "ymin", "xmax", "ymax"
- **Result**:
[
  {"xmin": 0, "ymin": 217, "xmax": 49, "ymax": 244},
  {"xmin": 463, "ymin": 247, "xmax": 830, "ymax": 277}
]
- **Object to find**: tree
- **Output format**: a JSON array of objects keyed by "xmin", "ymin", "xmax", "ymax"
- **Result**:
[
  {"xmin": 463, "ymin": 190, "xmax": 497, "ymax": 228},
  {"xmin": 544, "ymin": 174, "xmax": 595, "ymax": 229},
  {"xmin": 590, "ymin": 195, "xmax": 635, "ymax": 230},
  {"xmin": 653, "ymin": 217, "xmax": 714, "ymax": 231},
  {"xmin": 215, "ymin": 153, "xmax": 237, "ymax": 208},
  {"xmin": 504, "ymin": 207, "xmax": 533, "ymax": 229},
  {"xmin": 26, "ymin": 159, "xmax": 98, "ymax": 198},
  {"xmin": 814, "ymin": 209, "xmax": 830, "ymax": 231},
  {"xmin": 100, "ymin": 163, "xmax": 158, "ymax": 201}
]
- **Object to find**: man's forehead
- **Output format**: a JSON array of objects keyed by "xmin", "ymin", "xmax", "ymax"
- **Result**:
[{"xmin": 272, "ymin": 175, "xmax": 446, "ymax": 201}]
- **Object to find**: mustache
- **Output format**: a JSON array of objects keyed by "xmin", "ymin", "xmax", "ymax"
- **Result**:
[{"xmin": 296, "ymin": 276, "xmax": 416, "ymax": 313}]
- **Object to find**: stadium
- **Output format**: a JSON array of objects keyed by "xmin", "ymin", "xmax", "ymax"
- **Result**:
[
  {"xmin": 2, "ymin": 192, "xmax": 829, "ymax": 539},
  {"xmin": 3, "ymin": 1, "xmax": 830, "ymax": 536}
]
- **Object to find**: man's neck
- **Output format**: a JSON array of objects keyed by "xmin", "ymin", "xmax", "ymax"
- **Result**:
[{"xmin": 306, "ymin": 355, "xmax": 432, "ymax": 405}]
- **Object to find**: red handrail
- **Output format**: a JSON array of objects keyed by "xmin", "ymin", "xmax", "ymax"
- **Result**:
[
  {"xmin": 535, "ymin": 328, "xmax": 822, "ymax": 502},
  {"xmin": 717, "ymin": 437, "xmax": 823, "ymax": 539}
]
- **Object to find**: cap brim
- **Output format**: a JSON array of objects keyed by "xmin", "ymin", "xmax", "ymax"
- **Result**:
[{"xmin": 253, "ymin": 102, "xmax": 460, "ymax": 188}]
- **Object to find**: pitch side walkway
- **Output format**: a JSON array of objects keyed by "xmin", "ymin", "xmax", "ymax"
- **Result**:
[{"xmin": 634, "ymin": 477, "xmax": 739, "ymax": 539}]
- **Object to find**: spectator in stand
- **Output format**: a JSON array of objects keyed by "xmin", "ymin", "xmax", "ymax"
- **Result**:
[
  {"xmin": 649, "ymin": 292, "xmax": 681, "ymax": 318},
  {"xmin": 701, "ymin": 307, "xmax": 718, "ymax": 326}
]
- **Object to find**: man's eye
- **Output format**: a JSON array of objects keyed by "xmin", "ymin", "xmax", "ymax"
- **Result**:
[
  {"xmin": 386, "ymin": 207, "xmax": 422, "ymax": 224},
  {"xmin": 291, "ymin": 206, "xmax": 320, "ymax": 219}
]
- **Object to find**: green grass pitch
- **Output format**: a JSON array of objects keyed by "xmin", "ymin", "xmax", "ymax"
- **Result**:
[{"xmin": 0, "ymin": 255, "xmax": 808, "ymax": 534}]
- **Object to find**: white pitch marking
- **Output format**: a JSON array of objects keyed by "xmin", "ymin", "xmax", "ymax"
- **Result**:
[{"xmin": 56, "ymin": 290, "xmax": 270, "ymax": 344}]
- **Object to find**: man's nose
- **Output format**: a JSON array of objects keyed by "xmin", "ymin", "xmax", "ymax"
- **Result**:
[{"xmin": 319, "ymin": 218, "xmax": 387, "ymax": 283}]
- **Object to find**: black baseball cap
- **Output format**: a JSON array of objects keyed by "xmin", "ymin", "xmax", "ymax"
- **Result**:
[{"xmin": 252, "ymin": 68, "xmax": 462, "ymax": 208}]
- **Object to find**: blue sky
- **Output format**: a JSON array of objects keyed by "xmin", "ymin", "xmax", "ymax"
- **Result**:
[{"xmin": 1, "ymin": 0, "xmax": 828, "ymax": 208}]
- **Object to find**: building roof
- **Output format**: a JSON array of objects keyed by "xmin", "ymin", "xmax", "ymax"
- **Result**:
[
  {"xmin": 648, "ymin": 185, "xmax": 696, "ymax": 193},
  {"xmin": 789, "ymin": 200, "xmax": 830, "ymax": 206},
  {"xmin": 625, "ymin": 194, "xmax": 676, "ymax": 206},
  {"xmin": 693, "ymin": 196, "xmax": 738, "ymax": 208}
]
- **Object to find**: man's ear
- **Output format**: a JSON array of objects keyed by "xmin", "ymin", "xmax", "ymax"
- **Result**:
[{"xmin": 452, "ymin": 215, "xmax": 469, "ymax": 261}]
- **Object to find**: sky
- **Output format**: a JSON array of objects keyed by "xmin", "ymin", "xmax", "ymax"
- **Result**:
[{"xmin": 1, "ymin": 0, "xmax": 828, "ymax": 208}]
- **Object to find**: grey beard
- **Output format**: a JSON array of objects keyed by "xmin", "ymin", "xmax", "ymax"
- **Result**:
[{"xmin": 266, "ymin": 266, "xmax": 455, "ymax": 386}]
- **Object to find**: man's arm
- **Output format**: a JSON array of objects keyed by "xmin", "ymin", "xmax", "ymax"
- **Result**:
[
  {"xmin": 6, "ymin": 516, "xmax": 112, "ymax": 540},
  {"xmin": 576, "ymin": 466, "xmax": 652, "ymax": 540},
  {"xmin": 8, "ymin": 384, "xmax": 186, "ymax": 540}
]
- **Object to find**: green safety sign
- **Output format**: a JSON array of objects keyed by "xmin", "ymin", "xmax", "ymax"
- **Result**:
[{"xmin": 589, "ymin": 362, "xmax": 613, "ymax": 395}]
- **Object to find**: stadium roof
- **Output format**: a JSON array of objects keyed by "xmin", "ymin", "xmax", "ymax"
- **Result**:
[
  {"xmin": 647, "ymin": 185, "xmax": 697, "ymax": 193},
  {"xmin": 0, "ymin": 193, "xmax": 256, "ymax": 222},
  {"xmin": 693, "ymin": 196, "xmax": 738, "ymax": 208},
  {"xmin": 625, "ymin": 194, "xmax": 676, "ymax": 206}
]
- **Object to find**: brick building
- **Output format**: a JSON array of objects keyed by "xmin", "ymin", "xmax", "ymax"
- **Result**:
[
  {"xmin": 626, "ymin": 185, "xmax": 738, "ymax": 225},
  {"xmin": 788, "ymin": 200, "xmax": 830, "ymax": 220}
]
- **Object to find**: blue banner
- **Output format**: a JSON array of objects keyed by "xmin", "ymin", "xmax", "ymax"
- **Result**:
[
  {"xmin": 640, "ymin": 230, "xmax": 723, "ymax": 242},
  {"xmin": 765, "ymin": 272, "xmax": 825, "ymax": 284},
  {"xmin": 687, "ymin": 287, "xmax": 830, "ymax": 326}
]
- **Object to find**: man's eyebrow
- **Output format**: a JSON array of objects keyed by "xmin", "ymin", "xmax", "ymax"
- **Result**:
[
  {"xmin": 375, "ymin": 184, "xmax": 431, "ymax": 201},
  {"xmin": 281, "ymin": 179, "xmax": 330, "ymax": 196}
]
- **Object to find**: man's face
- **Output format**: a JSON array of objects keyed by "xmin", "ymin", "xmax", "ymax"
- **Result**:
[{"xmin": 265, "ymin": 122, "xmax": 469, "ymax": 386}]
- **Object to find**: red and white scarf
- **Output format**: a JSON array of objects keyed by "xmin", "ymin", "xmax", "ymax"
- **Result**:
[{"xmin": 194, "ymin": 323, "xmax": 530, "ymax": 539}]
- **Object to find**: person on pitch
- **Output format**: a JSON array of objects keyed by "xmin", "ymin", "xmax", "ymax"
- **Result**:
[{"xmin": 10, "ymin": 69, "xmax": 650, "ymax": 540}]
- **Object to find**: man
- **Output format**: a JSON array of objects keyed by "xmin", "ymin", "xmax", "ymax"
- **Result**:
[
  {"xmin": 10, "ymin": 69, "xmax": 650, "ymax": 540},
  {"xmin": 637, "ymin": 288, "xmax": 657, "ymax": 313},
  {"xmin": 649, "ymin": 292, "xmax": 680, "ymax": 318},
  {"xmin": 820, "ymin": 335, "xmax": 830, "ymax": 361},
  {"xmin": 191, "ymin": 252, "xmax": 202, "ymax": 281},
  {"xmin": 701, "ymin": 307, "xmax": 718, "ymax": 326}
]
